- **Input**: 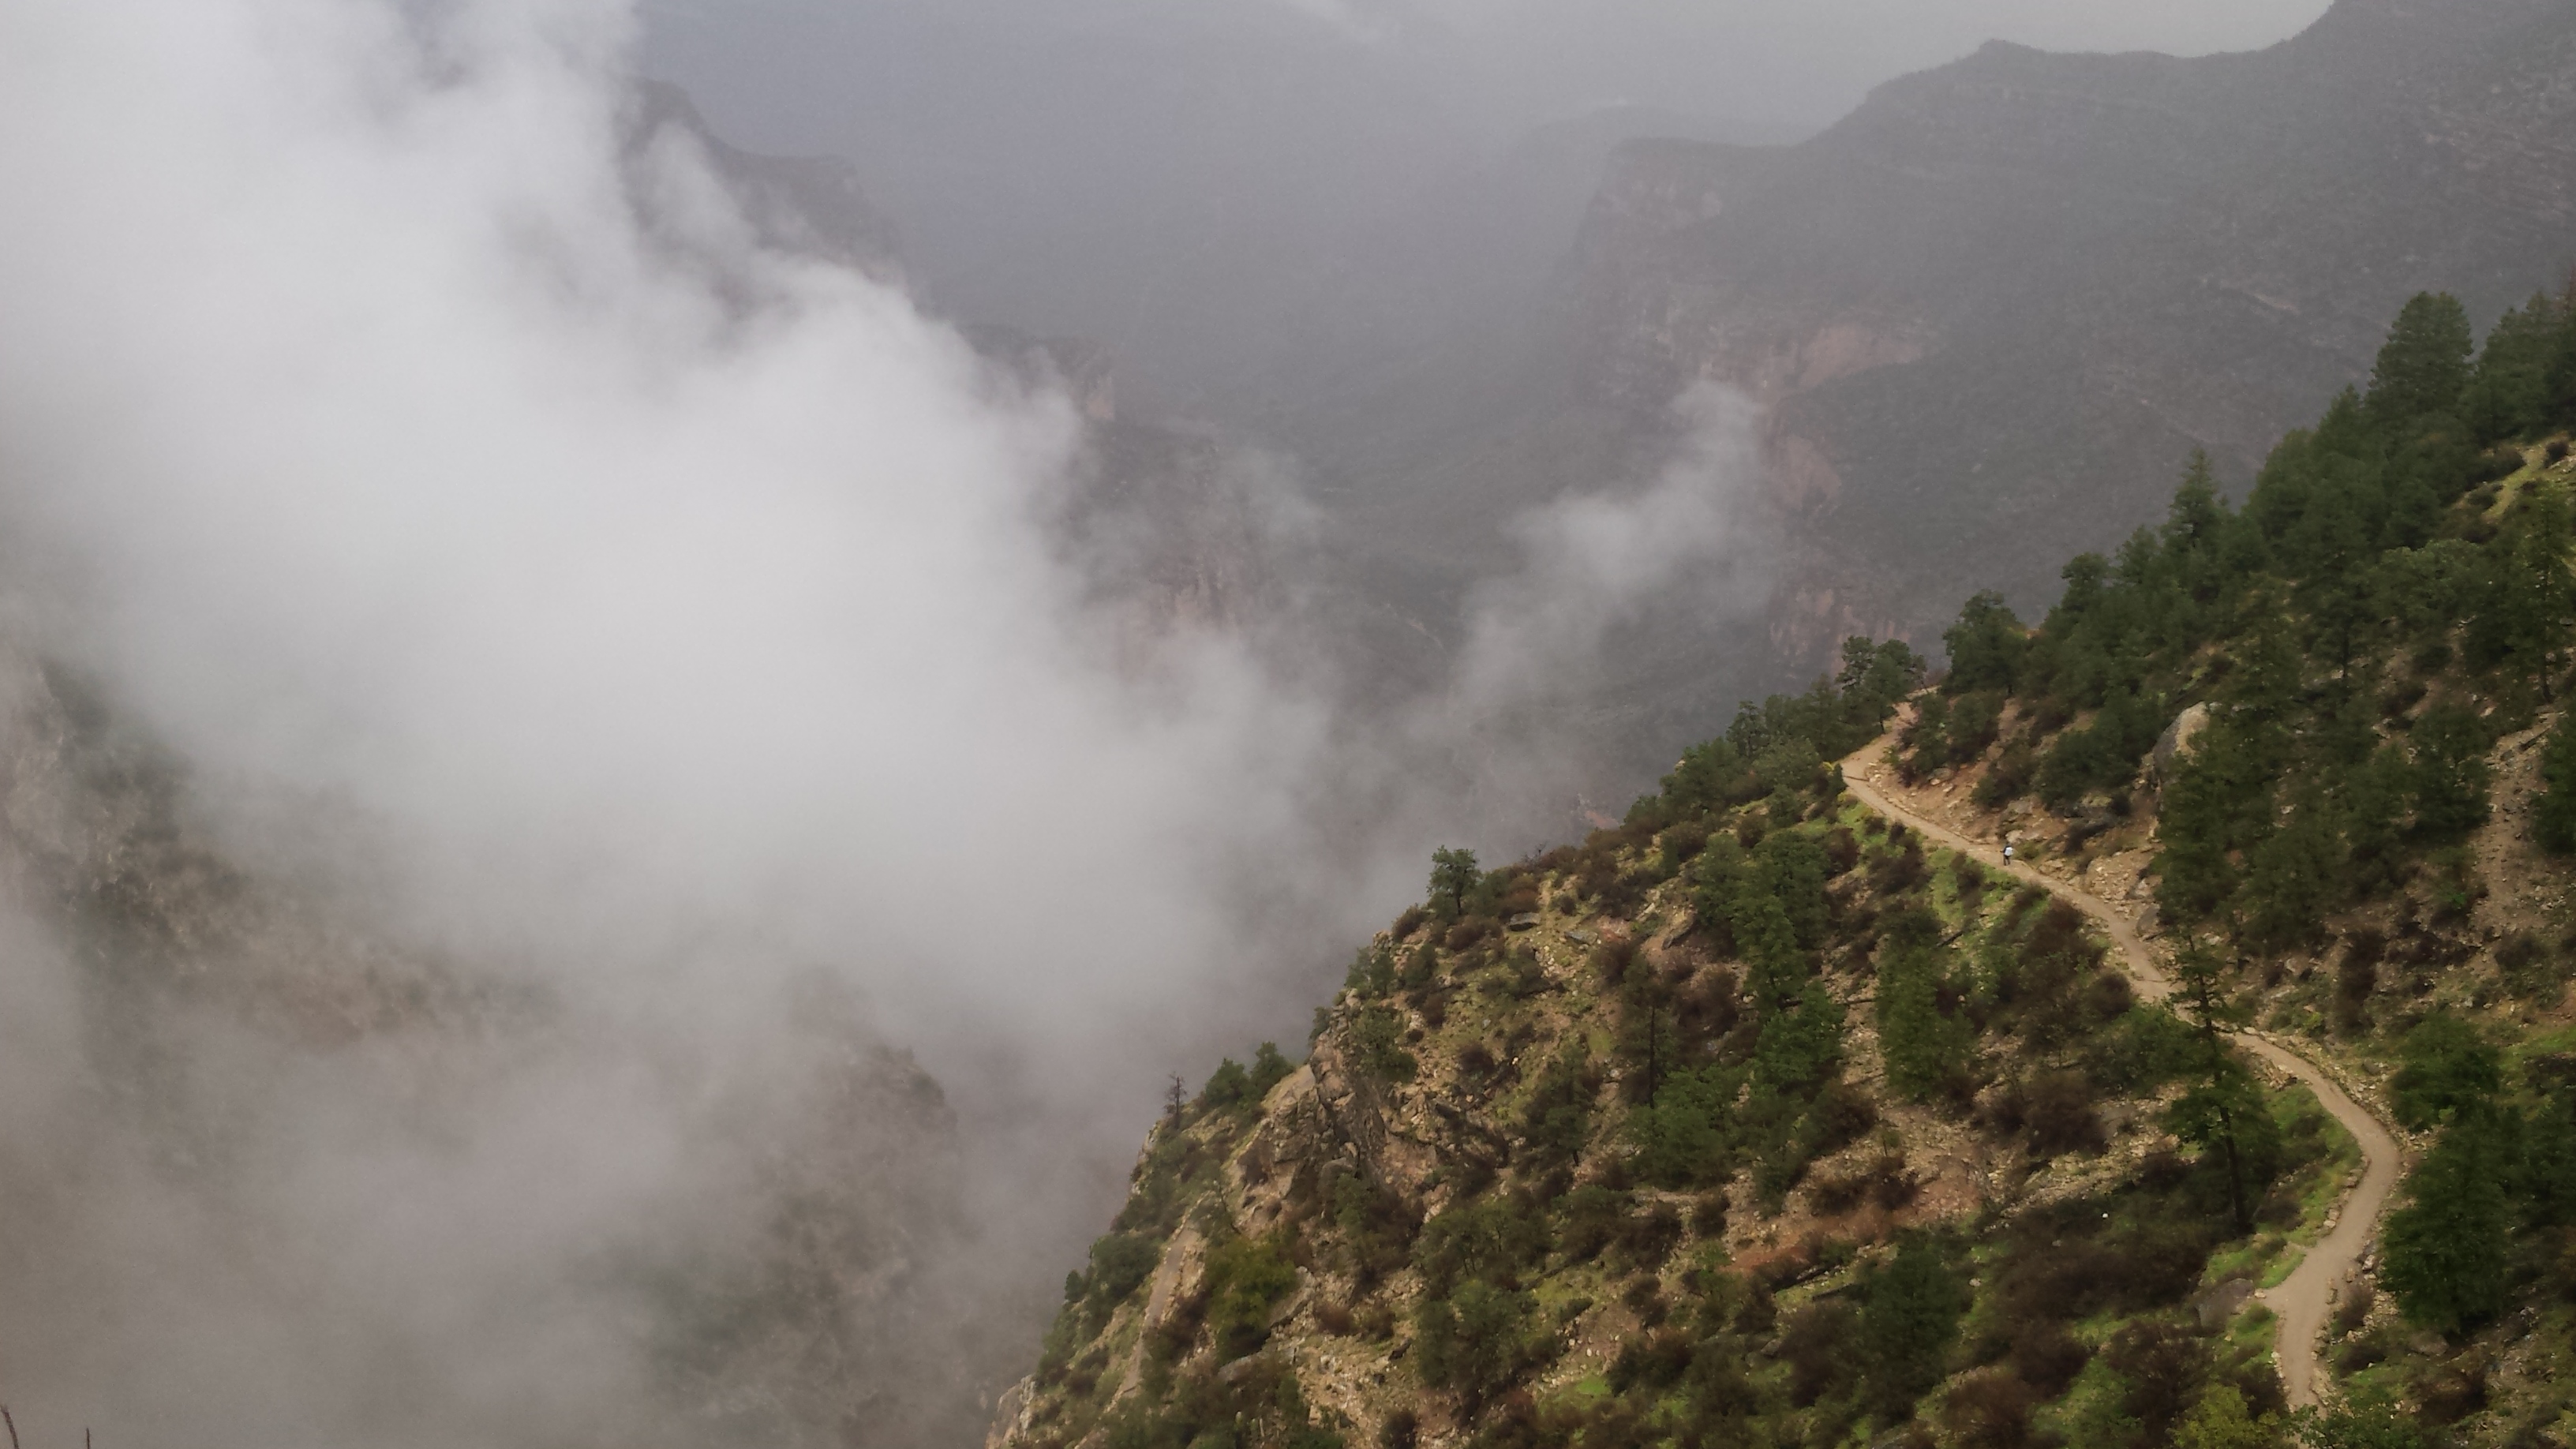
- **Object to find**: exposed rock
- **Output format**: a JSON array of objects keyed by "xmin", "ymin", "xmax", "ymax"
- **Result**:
[{"xmin": 2153, "ymin": 703, "xmax": 2216, "ymax": 783}]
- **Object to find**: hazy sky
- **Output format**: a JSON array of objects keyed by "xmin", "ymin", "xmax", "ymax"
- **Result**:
[
  {"xmin": 647, "ymin": 0, "xmax": 2338, "ymax": 140},
  {"xmin": 635, "ymin": 0, "xmax": 2339, "ymax": 414}
]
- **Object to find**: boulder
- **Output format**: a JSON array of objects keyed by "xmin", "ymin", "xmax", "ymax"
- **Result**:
[{"xmin": 2151, "ymin": 703, "xmax": 2214, "ymax": 784}]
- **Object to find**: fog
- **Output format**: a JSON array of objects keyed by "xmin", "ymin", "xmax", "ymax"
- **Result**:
[
  {"xmin": 637, "ymin": 0, "xmax": 2333, "ymax": 421},
  {"xmin": 0, "ymin": 2, "xmax": 1792, "ymax": 1443},
  {"xmin": 0, "ymin": 0, "xmax": 2340, "ymax": 1444}
]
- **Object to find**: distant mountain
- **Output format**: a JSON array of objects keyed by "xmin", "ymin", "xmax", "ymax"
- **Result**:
[{"xmin": 1556, "ymin": 0, "xmax": 2576, "ymax": 668}]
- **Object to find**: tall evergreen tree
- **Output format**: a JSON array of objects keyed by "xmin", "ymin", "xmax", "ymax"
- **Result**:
[
  {"xmin": 2382, "ymin": 1108, "xmax": 2513, "ymax": 1336},
  {"xmin": 2379, "ymin": 1015, "xmax": 2513, "ymax": 1334},
  {"xmin": 1943, "ymin": 591, "xmax": 2027, "ymax": 695},
  {"xmin": 2408, "ymin": 702, "xmax": 2493, "ymax": 839},
  {"xmin": 2462, "ymin": 291, "xmax": 2559, "ymax": 443},
  {"xmin": 1861, "ymin": 1234, "xmax": 1967, "ymax": 1420},
  {"xmin": 1876, "ymin": 912, "xmax": 1971, "ymax": 1103},
  {"xmin": 2467, "ymin": 481, "xmax": 2575, "ymax": 690},
  {"xmin": 2537, "ymin": 713, "xmax": 2576, "ymax": 856},
  {"xmin": 2164, "ymin": 943, "xmax": 2266, "ymax": 1233},
  {"xmin": 2241, "ymin": 784, "xmax": 2338, "ymax": 953},
  {"xmin": 2367, "ymin": 293, "xmax": 2474, "ymax": 427}
]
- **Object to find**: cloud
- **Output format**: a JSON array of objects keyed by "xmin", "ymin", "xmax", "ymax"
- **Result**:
[
  {"xmin": 0, "ymin": 0, "xmax": 1379, "ymax": 1440},
  {"xmin": 0, "ymin": 1, "xmax": 1791, "ymax": 1441},
  {"xmin": 1406, "ymin": 384, "xmax": 1777, "ymax": 822},
  {"xmin": 1451, "ymin": 384, "xmax": 1770, "ymax": 713}
]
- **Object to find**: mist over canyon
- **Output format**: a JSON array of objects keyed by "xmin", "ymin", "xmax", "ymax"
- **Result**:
[{"xmin": 6, "ymin": 0, "xmax": 2571, "ymax": 1446}]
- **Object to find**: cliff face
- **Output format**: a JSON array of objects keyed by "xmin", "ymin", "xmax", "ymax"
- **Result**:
[{"xmin": 1559, "ymin": 0, "xmax": 2576, "ymax": 672}]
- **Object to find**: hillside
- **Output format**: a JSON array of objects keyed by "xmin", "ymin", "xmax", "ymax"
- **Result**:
[
  {"xmin": 987, "ymin": 283, "xmax": 2576, "ymax": 1449},
  {"xmin": 1310, "ymin": 0, "xmax": 2576, "ymax": 798},
  {"xmin": 1563, "ymin": 0, "xmax": 2576, "ymax": 665},
  {"xmin": 988, "ymin": 664, "xmax": 2364, "ymax": 1449}
]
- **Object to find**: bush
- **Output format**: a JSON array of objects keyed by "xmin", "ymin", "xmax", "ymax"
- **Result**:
[
  {"xmin": 1975, "ymin": 737, "xmax": 2039, "ymax": 807},
  {"xmin": 1619, "ymin": 1203, "xmax": 1685, "ymax": 1269},
  {"xmin": 1415, "ymin": 1279, "xmax": 1541, "ymax": 1408},
  {"xmin": 1346, "ymin": 1005, "xmax": 1418, "ymax": 1083},
  {"xmin": 2010, "ymin": 1321, "xmax": 2091, "ymax": 1396},
  {"xmin": 1204, "ymin": 1233, "xmax": 1298, "ymax": 1360},
  {"xmin": 1415, "ymin": 1195, "xmax": 1547, "ymax": 1294},
  {"xmin": 1552, "ymin": 1185, "xmax": 1631, "ymax": 1263},
  {"xmin": 2538, "ymin": 715, "xmax": 2576, "ymax": 854},
  {"xmin": 1080, "ymin": 1232, "xmax": 1163, "ymax": 1316},
  {"xmin": 2023, "ymin": 1069, "xmax": 2108, "ymax": 1158},
  {"xmin": 2101, "ymin": 1319, "xmax": 2217, "ymax": 1446},
  {"xmin": 1608, "ymin": 1328, "xmax": 1694, "ymax": 1394},
  {"xmin": 1943, "ymin": 1368, "xmax": 2039, "ymax": 1449},
  {"xmin": 1780, "ymin": 1299, "xmax": 1861, "ymax": 1406}
]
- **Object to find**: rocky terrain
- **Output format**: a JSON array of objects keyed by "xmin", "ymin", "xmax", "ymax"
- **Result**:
[{"xmin": 989, "ymin": 668, "xmax": 2366, "ymax": 1449}]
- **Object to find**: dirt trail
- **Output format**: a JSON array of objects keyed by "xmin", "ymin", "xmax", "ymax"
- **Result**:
[{"xmin": 1837, "ymin": 738, "xmax": 2403, "ymax": 1408}]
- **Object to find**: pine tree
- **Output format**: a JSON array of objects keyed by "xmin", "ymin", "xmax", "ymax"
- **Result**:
[
  {"xmin": 2537, "ymin": 714, "xmax": 2576, "ymax": 855},
  {"xmin": 2164, "ymin": 942, "xmax": 2265, "ymax": 1233},
  {"xmin": 1943, "ymin": 591, "xmax": 2027, "ymax": 695},
  {"xmin": 2388, "ymin": 1013, "xmax": 2502, "ymax": 1132},
  {"xmin": 2382, "ymin": 1108, "xmax": 2513, "ymax": 1336},
  {"xmin": 1878, "ymin": 927, "xmax": 1972, "ymax": 1103},
  {"xmin": 2367, "ymin": 293, "xmax": 2475, "ymax": 428},
  {"xmin": 2409, "ymin": 702, "xmax": 2492, "ymax": 839},
  {"xmin": 2466, "ymin": 481, "xmax": 2575, "ymax": 690},
  {"xmin": 2462, "ymin": 290, "xmax": 2559, "ymax": 444},
  {"xmin": 2378, "ymin": 1014, "xmax": 2513, "ymax": 1334},
  {"xmin": 2338, "ymin": 743, "xmax": 2411, "ymax": 897},
  {"xmin": 1752, "ymin": 982, "xmax": 1844, "ymax": 1098},
  {"xmin": 2241, "ymin": 783, "xmax": 2338, "ymax": 953},
  {"xmin": 2166, "ymin": 449, "xmax": 2226, "ymax": 551},
  {"xmin": 1861, "ymin": 1234, "xmax": 1967, "ymax": 1420}
]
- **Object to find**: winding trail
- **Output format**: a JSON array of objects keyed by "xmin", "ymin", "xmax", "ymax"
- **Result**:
[{"xmin": 1837, "ymin": 736, "xmax": 2404, "ymax": 1408}]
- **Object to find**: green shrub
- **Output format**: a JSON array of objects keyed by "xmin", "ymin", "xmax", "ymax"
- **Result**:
[{"xmin": 1204, "ymin": 1232, "xmax": 1299, "ymax": 1360}]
